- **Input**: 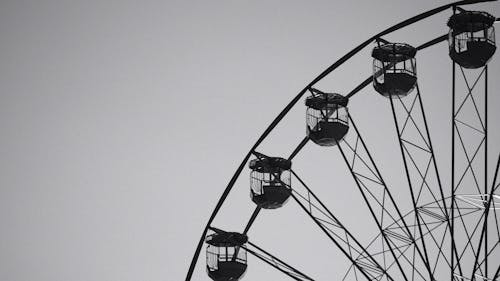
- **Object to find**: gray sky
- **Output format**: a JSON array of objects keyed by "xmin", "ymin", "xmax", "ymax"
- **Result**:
[{"xmin": 0, "ymin": 1, "xmax": 499, "ymax": 281}]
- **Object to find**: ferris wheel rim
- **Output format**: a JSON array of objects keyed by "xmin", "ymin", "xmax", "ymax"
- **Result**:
[{"xmin": 185, "ymin": 1, "xmax": 499, "ymax": 280}]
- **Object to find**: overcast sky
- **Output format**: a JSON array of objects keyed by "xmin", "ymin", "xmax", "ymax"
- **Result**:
[{"xmin": 0, "ymin": 1, "xmax": 499, "ymax": 281}]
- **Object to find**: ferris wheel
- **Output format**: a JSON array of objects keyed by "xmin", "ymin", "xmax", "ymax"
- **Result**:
[{"xmin": 185, "ymin": 1, "xmax": 500, "ymax": 280}]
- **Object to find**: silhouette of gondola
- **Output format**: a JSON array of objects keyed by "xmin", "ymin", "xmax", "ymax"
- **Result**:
[
  {"xmin": 249, "ymin": 155, "xmax": 291, "ymax": 209},
  {"xmin": 372, "ymin": 42, "xmax": 417, "ymax": 97},
  {"xmin": 448, "ymin": 11, "xmax": 496, "ymax": 68},
  {"xmin": 206, "ymin": 231, "xmax": 247, "ymax": 281},
  {"xmin": 305, "ymin": 89, "xmax": 349, "ymax": 146}
]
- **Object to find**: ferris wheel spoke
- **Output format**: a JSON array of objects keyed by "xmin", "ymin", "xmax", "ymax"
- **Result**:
[
  {"xmin": 469, "ymin": 154, "xmax": 500, "ymax": 279},
  {"xmin": 384, "ymin": 244, "xmax": 429, "ymax": 281},
  {"xmin": 289, "ymin": 170, "xmax": 396, "ymax": 281},
  {"xmin": 389, "ymin": 85, "xmax": 448, "ymax": 211},
  {"xmin": 453, "ymin": 204, "xmax": 487, "ymax": 276},
  {"xmin": 241, "ymin": 241, "xmax": 315, "ymax": 281},
  {"xmin": 413, "ymin": 209, "xmax": 453, "ymax": 273},
  {"xmin": 400, "ymin": 144, "xmax": 437, "ymax": 205},
  {"xmin": 453, "ymin": 66, "xmax": 486, "ymax": 120},
  {"xmin": 401, "ymin": 139, "xmax": 431, "ymax": 154},
  {"xmin": 401, "ymin": 147, "xmax": 447, "ymax": 220},
  {"xmin": 390, "ymin": 98, "xmax": 433, "ymax": 270},
  {"xmin": 387, "ymin": 81, "xmax": 466, "ymax": 280},
  {"xmin": 451, "ymin": 57, "xmax": 490, "ymax": 278},
  {"xmin": 347, "ymin": 218, "xmax": 443, "ymax": 281},
  {"xmin": 454, "ymin": 123, "xmax": 485, "ymax": 195},
  {"xmin": 347, "ymin": 195, "xmax": 485, "ymax": 281},
  {"xmin": 453, "ymin": 134, "xmax": 485, "ymax": 194},
  {"xmin": 340, "ymin": 113, "xmax": 438, "ymax": 280},
  {"xmin": 347, "ymin": 196, "xmax": 482, "ymax": 281},
  {"xmin": 395, "ymin": 95, "xmax": 429, "ymax": 149},
  {"xmin": 340, "ymin": 139, "xmax": 382, "ymax": 183},
  {"xmin": 492, "ymin": 198, "xmax": 500, "ymax": 239},
  {"xmin": 457, "ymin": 66, "xmax": 487, "ymax": 130},
  {"xmin": 358, "ymin": 235, "xmax": 424, "ymax": 278},
  {"xmin": 289, "ymin": 191, "xmax": 383, "ymax": 281},
  {"xmin": 425, "ymin": 219, "xmax": 453, "ymax": 274},
  {"xmin": 494, "ymin": 265, "xmax": 500, "ymax": 281},
  {"xmin": 474, "ymin": 240, "xmax": 500, "ymax": 279},
  {"xmin": 383, "ymin": 215, "xmax": 449, "ymax": 278},
  {"xmin": 353, "ymin": 175, "xmax": 403, "ymax": 226}
]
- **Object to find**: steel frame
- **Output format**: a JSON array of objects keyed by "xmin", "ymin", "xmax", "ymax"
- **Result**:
[
  {"xmin": 337, "ymin": 113, "xmax": 434, "ymax": 281},
  {"xmin": 451, "ymin": 58, "xmax": 492, "ymax": 280},
  {"xmin": 184, "ymin": 1, "xmax": 499, "ymax": 280}
]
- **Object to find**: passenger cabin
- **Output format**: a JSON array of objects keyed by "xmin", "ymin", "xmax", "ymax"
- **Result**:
[
  {"xmin": 249, "ymin": 156, "xmax": 292, "ymax": 209},
  {"xmin": 372, "ymin": 43, "xmax": 417, "ymax": 98},
  {"xmin": 306, "ymin": 91, "xmax": 349, "ymax": 146},
  {"xmin": 448, "ymin": 11, "xmax": 496, "ymax": 69},
  {"xmin": 206, "ymin": 232, "xmax": 248, "ymax": 281}
]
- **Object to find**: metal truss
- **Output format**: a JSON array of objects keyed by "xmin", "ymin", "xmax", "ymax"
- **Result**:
[
  {"xmin": 289, "ymin": 169, "xmax": 394, "ymax": 281},
  {"xmin": 184, "ymin": 1, "xmax": 499, "ymax": 280},
  {"xmin": 337, "ymin": 113, "xmax": 436, "ymax": 281},
  {"xmin": 451, "ymin": 61, "xmax": 499, "ymax": 281},
  {"xmin": 242, "ymin": 241, "xmax": 314, "ymax": 281},
  {"xmin": 387, "ymin": 84, "xmax": 463, "ymax": 281}
]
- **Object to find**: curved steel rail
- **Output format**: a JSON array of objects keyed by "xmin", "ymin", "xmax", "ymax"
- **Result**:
[{"xmin": 184, "ymin": 1, "xmax": 497, "ymax": 280}]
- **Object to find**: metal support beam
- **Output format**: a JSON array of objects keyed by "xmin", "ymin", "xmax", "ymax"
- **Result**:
[
  {"xmin": 290, "ymin": 170, "xmax": 395, "ymax": 281},
  {"xmin": 243, "ymin": 241, "xmax": 315, "ymax": 281},
  {"xmin": 451, "ymin": 63, "xmax": 489, "ymax": 280},
  {"xmin": 470, "ymin": 154, "xmax": 500, "ymax": 280},
  {"xmin": 337, "ymin": 113, "xmax": 438, "ymax": 281},
  {"xmin": 208, "ymin": 227, "xmax": 314, "ymax": 281},
  {"xmin": 185, "ymin": 1, "xmax": 497, "ymax": 279},
  {"xmin": 389, "ymin": 93, "xmax": 433, "ymax": 275}
]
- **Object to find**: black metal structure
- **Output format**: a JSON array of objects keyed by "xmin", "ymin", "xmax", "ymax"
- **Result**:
[
  {"xmin": 450, "ymin": 9, "xmax": 494, "ymax": 277},
  {"xmin": 185, "ymin": 1, "xmax": 500, "ymax": 280}
]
